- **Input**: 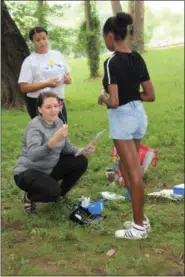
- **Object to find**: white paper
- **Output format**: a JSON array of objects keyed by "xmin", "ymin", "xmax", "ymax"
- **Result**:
[
  {"xmin": 75, "ymin": 129, "xmax": 105, "ymax": 157},
  {"xmin": 148, "ymin": 189, "xmax": 183, "ymax": 200},
  {"xmin": 100, "ymin": 191, "xmax": 125, "ymax": 200}
]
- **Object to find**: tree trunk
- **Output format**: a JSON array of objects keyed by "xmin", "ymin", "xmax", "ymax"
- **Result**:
[
  {"xmin": 1, "ymin": 0, "xmax": 30, "ymax": 108},
  {"xmin": 84, "ymin": 1, "xmax": 100, "ymax": 78},
  {"xmin": 128, "ymin": 0, "xmax": 145, "ymax": 53},
  {"xmin": 110, "ymin": 1, "xmax": 133, "ymax": 49},
  {"xmin": 85, "ymin": 0, "xmax": 91, "ymax": 29},
  {"xmin": 37, "ymin": 0, "xmax": 47, "ymax": 27},
  {"xmin": 111, "ymin": 0, "xmax": 122, "ymax": 15},
  {"xmin": 128, "ymin": 1, "xmax": 135, "ymax": 18}
]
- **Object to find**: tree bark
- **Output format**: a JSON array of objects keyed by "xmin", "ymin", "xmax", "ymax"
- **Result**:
[
  {"xmin": 1, "ymin": 0, "xmax": 30, "ymax": 108},
  {"xmin": 84, "ymin": 1, "xmax": 100, "ymax": 78},
  {"xmin": 128, "ymin": 0, "xmax": 145, "ymax": 53},
  {"xmin": 37, "ymin": 0, "xmax": 47, "ymax": 27},
  {"xmin": 110, "ymin": 1, "xmax": 133, "ymax": 49},
  {"xmin": 111, "ymin": 0, "xmax": 122, "ymax": 15},
  {"xmin": 84, "ymin": 0, "xmax": 91, "ymax": 29}
]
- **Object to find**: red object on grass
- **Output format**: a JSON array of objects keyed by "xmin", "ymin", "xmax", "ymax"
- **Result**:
[
  {"xmin": 111, "ymin": 144, "xmax": 158, "ymax": 167},
  {"xmin": 138, "ymin": 144, "xmax": 150, "ymax": 165}
]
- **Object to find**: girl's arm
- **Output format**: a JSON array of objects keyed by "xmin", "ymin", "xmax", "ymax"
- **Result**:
[
  {"xmin": 19, "ymin": 77, "xmax": 62, "ymax": 93},
  {"xmin": 140, "ymin": 80, "xmax": 155, "ymax": 102},
  {"xmin": 98, "ymin": 84, "xmax": 119, "ymax": 108}
]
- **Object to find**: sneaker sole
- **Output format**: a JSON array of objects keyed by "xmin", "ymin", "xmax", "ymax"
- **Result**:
[
  {"xmin": 115, "ymin": 233, "xmax": 148, "ymax": 239},
  {"xmin": 124, "ymin": 222, "xmax": 151, "ymax": 232}
]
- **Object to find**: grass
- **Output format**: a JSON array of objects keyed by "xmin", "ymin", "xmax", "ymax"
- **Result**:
[{"xmin": 1, "ymin": 46, "xmax": 184, "ymax": 276}]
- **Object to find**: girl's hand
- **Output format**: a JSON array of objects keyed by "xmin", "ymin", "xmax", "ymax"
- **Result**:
[
  {"xmin": 64, "ymin": 74, "xmax": 72, "ymax": 84},
  {"xmin": 98, "ymin": 94, "xmax": 107, "ymax": 105},
  {"xmin": 46, "ymin": 77, "xmax": 62, "ymax": 88}
]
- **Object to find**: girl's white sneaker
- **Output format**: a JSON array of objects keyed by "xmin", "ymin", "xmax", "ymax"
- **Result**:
[{"xmin": 115, "ymin": 222, "xmax": 148, "ymax": 240}]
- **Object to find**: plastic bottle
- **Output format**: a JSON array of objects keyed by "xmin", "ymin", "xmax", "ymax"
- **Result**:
[
  {"xmin": 125, "ymin": 188, "xmax": 131, "ymax": 200},
  {"xmin": 142, "ymin": 149, "xmax": 155, "ymax": 173}
]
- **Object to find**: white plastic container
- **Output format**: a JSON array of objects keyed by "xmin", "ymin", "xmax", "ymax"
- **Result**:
[{"xmin": 173, "ymin": 184, "xmax": 184, "ymax": 196}]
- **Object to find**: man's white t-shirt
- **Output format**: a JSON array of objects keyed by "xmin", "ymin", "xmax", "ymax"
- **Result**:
[{"xmin": 18, "ymin": 50, "xmax": 70, "ymax": 99}]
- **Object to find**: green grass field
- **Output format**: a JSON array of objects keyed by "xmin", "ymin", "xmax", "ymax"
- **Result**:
[{"xmin": 1, "ymin": 46, "xmax": 184, "ymax": 276}]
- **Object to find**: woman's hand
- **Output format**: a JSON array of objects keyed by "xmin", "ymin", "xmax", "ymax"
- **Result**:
[
  {"xmin": 78, "ymin": 143, "xmax": 96, "ymax": 156},
  {"xmin": 80, "ymin": 143, "xmax": 96, "ymax": 157},
  {"xmin": 48, "ymin": 125, "xmax": 68, "ymax": 148}
]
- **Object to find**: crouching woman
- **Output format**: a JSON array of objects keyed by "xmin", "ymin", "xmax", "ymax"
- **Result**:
[{"xmin": 13, "ymin": 92, "xmax": 95, "ymax": 214}]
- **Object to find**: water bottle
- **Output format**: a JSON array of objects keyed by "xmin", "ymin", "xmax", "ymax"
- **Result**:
[
  {"xmin": 125, "ymin": 188, "xmax": 131, "ymax": 200},
  {"xmin": 142, "ymin": 149, "xmax": 155, "ymax": 173}
]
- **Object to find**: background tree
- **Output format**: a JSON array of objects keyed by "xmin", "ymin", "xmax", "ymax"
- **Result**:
[
  {"xmin": 1, "ymin": 0, "xmax": 30, "ymax": 108},
  {"xmin": 111, "ymin": 0, "xmax": 122, "ymax": 15},
  {"xmin": 110, "ymin": 0, "xmax": 145, "ymax": 53},
  {"xmin": 128, "ymin": 0, "xmax": 145, "ymax": 53},
  {"xmin": 5, "ymin": 1, "xmax": 38, "ymax": 43},
  {"xmin": 80, "ymin": 0, "xmax": 100, "ymax": 78},
  {"xmin": 110, "ymin": 0, "xmax": 133, "ymax": 49},
  {"xmin": 35, "ymin": 0, "xmax": 48, "ymax": 27},
  {"xmin": 6, "ymin": 0, "xmax": 77, "ymax": 56}
]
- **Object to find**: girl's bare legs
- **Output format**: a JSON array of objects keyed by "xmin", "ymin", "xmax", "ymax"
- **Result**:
[
  {"xmin": 113, "ymin": 139, "xmax": 144, "ymax": 226},
  {"xmin": 119, "ymin": 139, "xmax": 143, "ymax": 191}
]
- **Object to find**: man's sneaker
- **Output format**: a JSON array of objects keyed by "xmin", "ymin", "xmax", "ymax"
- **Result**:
[
  {"xmin": 123, "ymin": 215, "xmax": 151, "ymax": 232},
  {"xmin": 24, "ymin": 193, "xmax": 37, "ymax": 214},
  {"xmin": 115, "ymin": 222, "xmax": 148, "ymax": 240}
]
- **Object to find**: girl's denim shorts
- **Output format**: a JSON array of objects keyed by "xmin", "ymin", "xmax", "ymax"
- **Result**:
[{"xmin": 108, "ymin": 101, "xmax": 148, "ymax": 140}]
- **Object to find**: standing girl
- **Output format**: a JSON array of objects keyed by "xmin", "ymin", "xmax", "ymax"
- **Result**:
[
  {"xmin": 18, "ymin": 26, "xmax": 71, "ymax": 123},
  {"xmin": 98, "ymin": 12, "xmax": 155, "ymax": 239}
]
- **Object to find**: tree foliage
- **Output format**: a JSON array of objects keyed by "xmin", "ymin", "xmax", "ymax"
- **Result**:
[
  {"xmin": 5, "ymin": 0, "xmax": 75, "ymax": 55},
  {"xmin": 4, "ymin": 1, "xmax": 184, "ymax": 57},
  {"xmin": 5, "ymin": 1, "xmax": 38, "ymax": 41}
]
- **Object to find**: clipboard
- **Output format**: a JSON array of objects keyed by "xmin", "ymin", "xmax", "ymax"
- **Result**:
[{"xmin": 75, "ymin": 129, "xmax": 105, "ymax": 157}]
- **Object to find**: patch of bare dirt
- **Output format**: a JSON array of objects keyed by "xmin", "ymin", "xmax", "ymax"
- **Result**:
[
  {"xmin": 1, "ymin": 220, "xmax": 25, "ymax": 231},
  {"xmin": 32, "ymin": 258, "xmax": 61, "ymax": 274},
  {"xmin": 92, "ymin": 267, "xmax": 106, "ymax": 275}
]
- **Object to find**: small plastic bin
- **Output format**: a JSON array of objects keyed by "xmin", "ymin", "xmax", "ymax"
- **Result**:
[
  {"xmin": 173, "ymin": 184, "xmax": 184, "ymax": 196},
  {"xmin": 87, "ymin": 199, "xmax": 104, "ymax": 215}
]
